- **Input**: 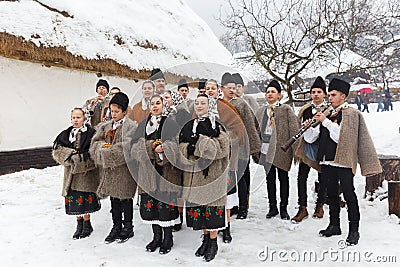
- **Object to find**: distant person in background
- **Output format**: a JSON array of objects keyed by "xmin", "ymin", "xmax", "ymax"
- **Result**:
[
  {"xmin": 149, "ymin": 68, "xmax": 166, "ymax": 94},
  {"xmin": 128, "ymin": 80, "xmax": 155, "ymax": 123},
  {"xmin": 375, "ymin": 86, "xmax": 385, "ymax": 112},
  {"xmin": 101, "ymin": 87, "xmax": 121, "ymax": 122},
  {"xmin": 361, "ymin": 92, "xmax": 370, "ymax": 113},
  {"xmin": 354, "ymin": 91, "xmax": 363, "ymax": 111},
  {"xmin": 384, "ymin": 89, "xmax": 393, "ymax": 111},
  {"xmin": 232, "ymin": 73, "xmax": 259, "ymax": 113},
  {"xmin": 83, "ymin": 79, "xmax": 110, "ymax": 127},
  {"xmin": 52, "ymin": 108, "xmax": 101, "ymax": 240}
]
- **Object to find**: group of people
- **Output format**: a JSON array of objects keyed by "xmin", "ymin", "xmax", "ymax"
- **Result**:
[
  {"xmin": 355, "ymin": 86, "xmax": 394, "ymax": 113},
  {"xmin": 52, "ymin": 69, "xmax": 382, "ymax": 262}
]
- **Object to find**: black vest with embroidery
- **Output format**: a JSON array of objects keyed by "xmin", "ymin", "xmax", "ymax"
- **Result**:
[
  {"xmin": 316, "ymin": 110, "xmax": 342, "ymax": 161},
  {"xmin": 302, "ymin": 106, "xmax": 314, "ymax": 121}
]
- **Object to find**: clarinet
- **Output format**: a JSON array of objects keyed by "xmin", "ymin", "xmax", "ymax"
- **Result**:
[{"xmin": 280, "ymin": 103, "xmax": 333, "ymax": 152}]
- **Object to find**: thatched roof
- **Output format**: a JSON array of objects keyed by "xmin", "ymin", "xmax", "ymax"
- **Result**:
[{"xmin": 0, "ymin": 0, "xmax": 233, "ymax": 82}]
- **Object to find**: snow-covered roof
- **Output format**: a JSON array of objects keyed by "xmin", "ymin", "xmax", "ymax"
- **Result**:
[{"xmin": 0, "ymin": 0, "xmax": 233, "ymax": 78}]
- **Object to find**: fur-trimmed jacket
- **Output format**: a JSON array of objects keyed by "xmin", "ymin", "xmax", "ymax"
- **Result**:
[
  {"xmin": 131, "ymin": 116, "xmax": 182, "ymax": 195},
  {"xmin": 256, "ymin": 104, "xmax": 300, "ymax": 172},
  {"xmin": 179, "ymin": 120, "xmax": 230, "ymax": 207},
  {"xmin": 52, "ymin": 127, "xmax": 99, "ymax": 197},
  {"xmin": 90, "ymin": 118, "xmax": 138, "ymax": 199},
  {"xmin": 318, "ymin": 107, "xmax": 381, "ymax": 176}
]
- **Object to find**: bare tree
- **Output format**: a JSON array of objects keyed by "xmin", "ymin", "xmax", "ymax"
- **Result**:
[{"xmin": 221, "ymin": 0, "xmax": 400, "ymax": 102}]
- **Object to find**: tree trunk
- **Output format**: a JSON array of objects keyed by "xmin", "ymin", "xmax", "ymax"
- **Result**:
[
  {"xmin": 388, "ymin": 181, "xmax": 400, "ymax": 218},
  {"xmin": 365, "ymin": 155, "xmax": 400, "ymax": 199}
]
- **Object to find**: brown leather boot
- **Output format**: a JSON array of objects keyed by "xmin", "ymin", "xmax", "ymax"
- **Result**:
[
  {"xmin": 313, "ymin": 203, "xmax": 324, "ymax": 219},
  {"xmin": 291, "ymin": 206, "xmax": 308, "ymax": 223}
]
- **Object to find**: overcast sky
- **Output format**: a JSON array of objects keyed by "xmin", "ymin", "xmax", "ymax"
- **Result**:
[{"xmin": 185, "ymin": 0, "xmax": 230, "ymax": 38}]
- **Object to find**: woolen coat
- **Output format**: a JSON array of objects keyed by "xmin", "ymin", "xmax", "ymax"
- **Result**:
[
  {"xmin": 90, "ymin": 118, "xmax": 138, "ymax": 199},
  {"xmin": 52, "ymin": 130, "xmax": 99, "ymax": 197},
  {"xmin": 179, "ymin": 125, "xmax": 230, "ymax": 207},
  {"xmin": 256, "ymin": 104, "xmax": 300, "ymax": 172}
]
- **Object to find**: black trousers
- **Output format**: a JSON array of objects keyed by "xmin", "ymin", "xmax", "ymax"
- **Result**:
[
  {"xmin": 110, "ymin": 197, "xmax": 133, "ymax": 226},
  {"xmin": 238, "ymin": 159, "xmax": 251, "ymax": 208},
  {"xmin": 321, "ymin": 165, "xmax": 360, "ymax": 231},
  {"xmin": 264, "ymin": 164, "xmax": 289, "ymax": 206},
  {"xmin": 297, "ymin": 162, "xmax": 327, "ymax": 206}
]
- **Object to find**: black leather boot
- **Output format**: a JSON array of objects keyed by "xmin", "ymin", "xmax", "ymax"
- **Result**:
[
  {"xmin": 204, "ymin": 237, "xmax": 218, "ymax": 262},
  {"xmin": 105, "ymin": 224, "xmax": 121, "ymax": 243},
  {"xmin": 266, "ymin": 205, "xmax": 279, "ymax": 219},
  {"xmin": 280, "ymin": 205, "xmax": 290, "ymax": 220},
  {"xmin": 346, "ymin": 231, "xmax": 360, "ymax": 246},
  {"xmin": 319, "ymin": 225, "xmax": 342, "ymax": 237},
  {"xmin": 230, "ymin": 206, "xmax": 239, "ymax": 217},
  {"xmin": 195, "ymin": 234, "xmax": 210, "ymax": 257},
  {"xmin": 236, "ymin": 206, "xmax": 248, "ymax": 219},
  {"xmin": 80, "ymin": 220, "xmax": 93, "ymax": 239},
  {"xmin": 173, "ymin": 212, "xmax": 183, "ymax": 232},
  {"xmin": 105, "ymin": 198, "xmax": 122, "ymax": 243},
  {"xmin": 222, "ymin": 222, "xmax": 232, "ymax": 243},
  {"xmin": 72, "ymin": 219, "xmax": 83, "ymax": 239},
  {"xmin": 118, "ymin": 221, "xmax": 134, "ymax": 242},
  {"xmin": 159, "ymin": 226, "xmax": 174, "ymax": 254},
  {"xmin": 146, "ymin": 224, "xmax": 162, "ymax": 252}
]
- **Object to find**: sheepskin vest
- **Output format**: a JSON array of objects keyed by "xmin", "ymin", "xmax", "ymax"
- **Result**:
[
  {"xmin": 90, "ymin": 118, "xmax": 138, "ymax": 199},
  {"xmin": 52, "ymin": 130, "xmax": 99, "ymax": 197}
]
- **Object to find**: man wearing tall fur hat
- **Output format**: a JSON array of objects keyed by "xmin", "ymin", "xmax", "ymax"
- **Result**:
[
  {"xmin": 303, "ymin": 78, "xmax": 382, "ymax": 246},
  {"xmin": 292, "ymin": 76, "xmax": 328, "ymax": 223}
]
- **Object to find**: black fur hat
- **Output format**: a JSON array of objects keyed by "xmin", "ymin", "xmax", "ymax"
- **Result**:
[
  {"xmin": 266, "ymin": 80, "xmax": 281, "ymax": 93},
  {"xmin": 178, "ymin": 79, "xmax": 188, "ymax": 90},
  {"xmin": 149, "ymin": 68, "xmax": 165, "ymax": 81},
  {"xmin": 310, "ymin": 76, "xmax": 327, "ymax": 94},
  {"xmin": 96, "ymin": 79, "xmax": 109, "ymax": 92},
  {"xmin": 328, "ymin": 78, "xmax": 350, "ymax": 96},
  {"xmin": 232, "ymin": 73, "xmax": 244, "ymax": 86},
  {"xmin": 198, "ymin": 78, "xmax": 207, "ymax": 89},
  {"xmin": 109, "ymin": 92, "xmax": 129, "ymax": 112},
  {"xmin": 221, "ymin": 72, "xmax": 236, "ymax": 86}
]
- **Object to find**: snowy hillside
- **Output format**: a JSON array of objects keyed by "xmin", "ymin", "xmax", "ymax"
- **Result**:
[
  {"xmin": 0, "ymin": 0, "xmax": 233, "ymax": 76},
  {"xmin": 0, "ymin": 103, "xmax": 399, "ymax": 267}
]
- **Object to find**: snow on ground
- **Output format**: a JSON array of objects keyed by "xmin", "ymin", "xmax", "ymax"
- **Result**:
[{"xmin": 1, "ymin": 103, "xmax": 399, "ymax": 267}]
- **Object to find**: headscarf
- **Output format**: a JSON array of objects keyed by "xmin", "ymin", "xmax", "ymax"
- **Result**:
[
  {"xmin": 192, "ymin": 95, "xmax": 218, "ymax": 134},
  {"xmin": 162, "ymin": 90, "xmax": 182, "ymax": 117},
  {"xmin": 69, "ymin": 125, "xmax": 87, "ymax": 143},
  {"xmin": 145, "ymin": 94, "xmax": 164, "ymax": 135},
  {"xmin": 141, "ymin": 80, "xmax": 156, "ymax": 110}
]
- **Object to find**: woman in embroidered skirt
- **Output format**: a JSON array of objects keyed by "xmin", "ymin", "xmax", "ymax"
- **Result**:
[
  {"xmin": 131, "ymin": 94, "xmax": 182, "ymax": 254},
  {"xmin": 52, "ymin": 108, "xmax": 101, "ymax": 239},
  {"xmin": 179, "ymin": 94, "xmax": 230, "ymax": 262}
]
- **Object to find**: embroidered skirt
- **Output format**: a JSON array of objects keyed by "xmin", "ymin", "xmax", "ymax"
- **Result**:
[
  {"xmin": 64, "ymin": 189, "xmax": 101, "ymax": 216},
  {"xmin": 139, "ymin": 193, "xmax": 180, "ymax": 227},
  {"xmin": 186, "ymin": 202, "xmax": 226, "ymax": 231}
]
